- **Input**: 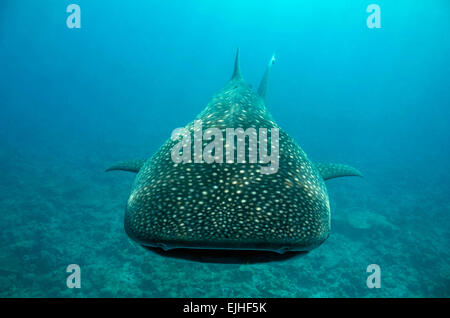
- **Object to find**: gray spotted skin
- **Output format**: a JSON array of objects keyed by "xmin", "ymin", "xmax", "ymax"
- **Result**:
[{"xmin": 108, "ymin": 51, "xmax": 361, "ymax": 253}]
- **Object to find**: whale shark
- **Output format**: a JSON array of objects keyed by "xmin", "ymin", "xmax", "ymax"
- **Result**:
[{"xmin": 107, "ymin": 49, "xmax": 361, "ymax": 254}]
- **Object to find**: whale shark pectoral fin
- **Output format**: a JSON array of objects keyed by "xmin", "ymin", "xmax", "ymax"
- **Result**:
[
  {"xmin": 105, "ymin": 159, "xmax": 146, "ymax": 173},
  {"xmin": 315, "ymin": 163, "xmax": 362, "ymax": 181}
]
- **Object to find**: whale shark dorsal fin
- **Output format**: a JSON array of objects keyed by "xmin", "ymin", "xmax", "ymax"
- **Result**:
[
  {"xmin": 315, "ymin": 163, "xmax": 363, "ymax": 181},
  {"xmin": 105, "ymin": 159, "xmax": 146, "ymax": 173},
  {"xmin": 257, "ymin": 54, "xmax": 276, "ymax": 101},
  {"xmin": 231, "ymin": 48, "xmax": 242, "ymax": 80}
]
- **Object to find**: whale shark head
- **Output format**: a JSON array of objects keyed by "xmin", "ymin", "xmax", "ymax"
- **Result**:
[{"xmin": 107, "ymin": 49, "xmax": 362, "ymax": 254}]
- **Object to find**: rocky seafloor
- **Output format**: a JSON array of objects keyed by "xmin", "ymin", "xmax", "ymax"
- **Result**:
[{"xmin": 0, "ymin": 140, "xmax": 449, "ymax": 298}]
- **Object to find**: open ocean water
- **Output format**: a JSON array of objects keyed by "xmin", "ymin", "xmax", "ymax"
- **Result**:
[{"xmin": 0, "ymin": 0, "xmax": 449, "ymax": 297}]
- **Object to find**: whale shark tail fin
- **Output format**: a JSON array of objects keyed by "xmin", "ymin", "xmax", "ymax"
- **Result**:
[
  {"xmin": 105, "ymin": 159, "xmax": 146, "ymax": 173},
  {"xmin": 315, "ymin": 163, "xmax": 362, "ymax": 181},
  {"xmin": 231, "ymin": 48, "xmax": 242, "ymax": 80},
  {"xmin": 257, "ymin": 53, "xmax": 276, "ymax": 101}
]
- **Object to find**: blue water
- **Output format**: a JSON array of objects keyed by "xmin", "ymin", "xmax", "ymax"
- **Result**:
[{"xmin": 0, "ymin": 0, "xmax": 449, "ymax": 297}]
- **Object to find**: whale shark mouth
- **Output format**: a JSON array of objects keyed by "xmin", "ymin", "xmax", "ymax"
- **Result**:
[
  {"xmin": 140, "ymin": 241, "xmax": 300, "ymax": 254},
  {"xmin": 140, "ymin": 245, "xmax": 309, "ymax": 264},
  {"xmin": 124, "ymin": 220, "xmax": 329, "ymax": 254},
  {"xmin": 138, "ymin": 241, "xmax": 326, "ymax": 254},
  {"xmin": 123, "ymin": 179, "xmax": 332, "ymax": 254}
]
